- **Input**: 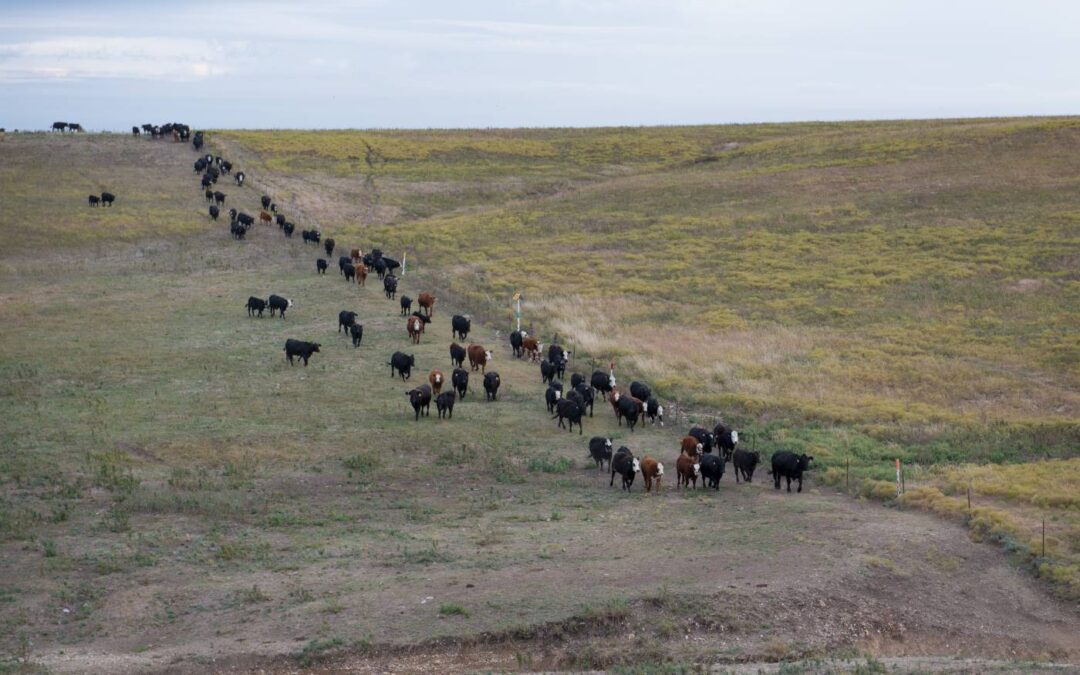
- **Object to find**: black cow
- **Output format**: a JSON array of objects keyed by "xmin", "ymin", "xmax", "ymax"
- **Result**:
[
  {"xmin": 88, "ymin": 195, "xmax": 100, "ymax": 206},
  {"xmin": 383, "ymin": 274, "xmax": 397, "ymax": 299},
  {"xmin": 645, "ymin": 397, "xmax": 664, "ymax": 426},
  {"xmin": 540, "ymin": 360, "xmax": 556, "ymax": 384},
  {"xmin": 688, "ymin": 427, "xmax": 716, "ymax": 454},
  {"xmin": 400, "ymin": 296, "xmax": 413, "ymax": 315},
  {"xmin": 770, "ymin": 452, "xmax": 813, "ymax": 492},
  {"xmin": 452, "ymin": 368, "xmax": 468, "ymax": 399},
  {"xmin": 338, "ymin": 255, "xmax": 351, "ymax": 273},
  {"xmin": 323, "ymin": 238, "xmax": 335, "ymax": 258},
  {"xmin": 268, "ymin": 295, "xmax": 292, "ymax": 318},
  {"xmin": 545, "ymin": 385, "xmax": 561, "ymax": 413},
  {"xmin": 591, "ymin": 370, "xmax": 615, "ymax": 399},
  {"xmin": 284, "ymin": 339, "xmax": 320, "ymax": 366},
  {"xmin": 213, "ymin": 191, "xmax": 226, "ymax": 205},
  {"xmin": 588, "ymin": 437, "xmax": 613, "ymax": 470},
  {"xmin": 449, "ymin": 343, "xmax": 466, "ymax": 368},
  {"xmin": 204, "ymin": 188, "xmax": 214, "ymax": 202},
  {"xmin": 630, "ymin": 381, "xmax": 651, "ymax": 402},
  {"xmin": 221, "ymin": 161, "xmax": 232, "ymax": 174},
  {"xmin": 237, "ymin": 212, "xmax": 254, "ymax": 229},
  {"xmin": 275, "ymin": 213, "xmax": 286, "ymax": 227},
  {"xmin": 261, "ymin": 195, "xmax": 271, "ymax": 210},
  {"xmin": 349, "ymin": 323, "xmax": 364, "ymax": 348},
  {"xmin": 338, "ymin": 311, "xmax": 358, "ymax": 334},
  {"xmin": 714, "ymin": 423, "xmax": 740, "ymax": 461},
  {"xmin": 194, "ymin": 159, "xmax": 206, "ymax": 174},
  {"xmin": 700, "ymin": 453, "xmax": 725, "ymax": 490},
  {"xmin": 246, "ymin": 296, "xmax": 267, "ymax": 317},
  {"xmin": 372, "ymin": 257, "xmax": 387, "ymax": 279},
  {"xmin": 52, "ymin": 121, "xmax": 67, "ymax": 132},
  {"xmin": 342, "ymin": 263, "xmax": 355, "ymax": 283},
  {"xmin": 201, "ymin": 174, "xmax": 213, "ymax": 189},
  {"xmin": 283, "ymin": 222, "xmax": 294, "ymax": 237},
  {"xmin": 566, "ymin": 386, "xmax": 584, "ymax": 410},
  {"xmin": 235, "ymin": 171, "xmax": 245, "ymax": 186},
  {"xmin": 407, "ymin": 384, "xmax": 432, "ymax": 420},
  {"xmin": 452, "ymin": 315, "xmax": 471, "ymax": 341},
  {"xmin": 100, "ymin": 192, "xmax": 115, "ymax": 207},
  {"xmin": 483, "ymin": 371, "xmax": 501, "ymax": 401},
  {"xmin": 573, "ymin": 382, "xmax": 595, "ymax": 417},
  {"xmin": 733, "ymin": 449, "xmax": 760, "ymax": 483},
  {"xmin": 132, "ymin": 125, "xmax": 141, "ymax": 136},
  {"xmin": 617, "ymin": 396, "xmax": 642, "ymax": 432},
  {"xmin": 552, "ymin": 399, "xmax": 583, "ymax": 434},
  {"xmin": 389, "ymin": 351, "xmax": 415, "ymax": 381},
  {"xmin": 209, "ymin": 205, "xmax": 220, "ymax": 220},
  {"xmin": 509, "ymin": 329, "xmax": 524, "ymax": 357},
  {"xmin": 230, "ymin": 222, "xmax": 247, "ymax": 240},
  {"xmin": 316, "ymin": 258, "xmax": 328, "ymax": 274},
  {"xmin": 382, "ymin": 257, "xmax": 400, "ymax": 275},
  {"xmin": 228, "ymin": 208, "xmax": 238, "ymax": 222},
  {"xmin": 610, "ymin": 447, "xmax": 640, "ymax": 491},
  {"xmin": 570, "ymin": 372, "xmax": 585, "ymax": 389},
  {"xmin": 436, "ymin": 391, "xmax": 456, "ymax": 419}
]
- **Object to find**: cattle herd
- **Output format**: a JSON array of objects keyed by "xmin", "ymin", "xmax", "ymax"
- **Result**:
[{"xmin": 163, "ymin": 128, "xmax": 814, "ymax": 497}]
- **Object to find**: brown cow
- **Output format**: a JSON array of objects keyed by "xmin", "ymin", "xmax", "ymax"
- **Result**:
[
  {"xmin": 350, "ymin": 248, "xmax": 362, "ymax": 262},
  {"xmin": 356, "ymin": 263, "xmax": 368, "ymax": 286},
  {"xmin": 522, "ymin": 336, "xmax": 541, "ymax": 362},
  {"xmin": 680, "ymin": 436, "xmax": 703, "ymax": 458},
  {"xmin": 676, "ymin": 453, "xmax": 701, "ymax": 489},
  {"xmin": 407, "ymin": 315, "xmax": 426, "ymax": 344},
  {"xmin": 429, "ymin": 369, "xmax": 444, "ymax": 395},
  {"xmin": 467, "ymin": 344, "xmax": 492, "ymax": 373},
  {"xmin": 418, "ymin": 292, "xmax": 437, "ymax": 317},
  {"xmin": 640, "ymin": 456, "xmax": 664, "ymax": 493},
  {"xmin": 259, "ymin": 210, "xmax": 272, "ymax": 225}
]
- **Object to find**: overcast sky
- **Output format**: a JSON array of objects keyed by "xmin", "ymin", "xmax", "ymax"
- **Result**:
[{"xmin": 1, "ymin": 0, "xmax": 1078, "ymax": 130}]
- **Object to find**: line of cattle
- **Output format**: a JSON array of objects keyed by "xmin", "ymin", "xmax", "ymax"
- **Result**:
[{"xmin": 188, "ymin": 133, "xmax": 813, "ymax": 496}]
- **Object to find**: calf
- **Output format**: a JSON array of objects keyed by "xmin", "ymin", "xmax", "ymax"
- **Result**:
[
  {"xmin": 573, "ymin": 382, "xmax": 595, "ymax": 417},
  {"xmin": 417, "ymin": 292, "xmax": 436, "ymax": 317},
  {"xmin": 383, "ymin": 274, "xmax": 398, "ymax": 299},
  {"xmin": 509, "ymin": 329, "xmax": 524, "ymax": 357},
  {"xmin": 435, "ymin": 391, "xmax": 456, "ymax": 419},
  {"xmin": 714, "ymin": 423, "xmax": 740, "ymax": 461},
  {"xmin": 316, "ymin": 258, "xmax": 328, "ymax": 274},
  {"xmin": 214, "ymin": 191, "xmax": 226, "ymax": 205},
  {"xmin": 350, "ymin": 248, "xmax": 362, "ymax": 262},
  {"xmin": 483, "ymin": 371, "xmax": 501, "ymax": 401},
  {"xmin": 591, "ymin": 370, "xmax": 615, "ymax": 399},
  {"xmin": 261, "ymin": 195, "xmax": 272, "ymax": 210},
  {"xmin": 452, "ymin": 315, "xmax": 471, "ymax": 340},
  {"xmin": 467, "ymin": 344, "xmax": 492, "ymax": 373},
  {"xmin": 205, "ymin": 188, "xmax": 214, "ymax": 202},
  {"xmin": 640, "ymin": 456, "xmax": 664, "ymax": 493},
  {"xmin": 324, "ymin": 238, "xmax": 335, "ymax": 258},
  {"xmin": 400, "ymin": 296, "xmax": 413, "ymax": 315},
  {"xmin": 338, "ymin": 310, "xmax": 358, "ymax": 334},
  {"xmin": 429, "ymin": 369, "xmax": 444, "ymax": 395},
  {"xmin": 770, "ymin": 452, "xmax": 813, "ymax": 493},
  {"xmin": 246, "ymin": 296, "xmax": 267, "ymax": 317},
  {"xmin": 100, "ymin": 192, "xmax": 115, "ymax": 207},
  {"xmin": 275, "ymin": 213, "xmax": 286, "ymax": 227},
  {"xmin": 700, "ymin": 453, "xmax": 725, "ymax": 490},
  {"xmin": 339, "ymin": 256, "xmax": 352, "ymax": 273},
  {"xmin": 284, "ymin": 339, "xmax": 320, "ymax": 366},
  {"xmin": 616, "ymin": 394, "xmax": 643, "ymax": 431},
  {"xmin": 209, "ymin": 205, "xmax": 220, "ymax": 220},
  {"xmin": 283, "ymin": 222, "xmax": 294, "ymax": 237},
  {"xmin": 355, "ymin": 264, "xmax": 367, "ymax": 286},
  {"xmin": 88, "ymin": 194, "xmax": 100, "ymax": 206},
  {"xmin": 230, "ymin": 222, "xmax": 247, "ymax": 240},
  {"xmin": 540, "ymin": 360, "xmax": 556, "ymax": 384},
  {"xmin": 407, "ymin": 314, "xmax": 426, "ymax": 344},
  {"xmin": 349, "ymin": 323, "xmax": 364, "ymax": 348},
  {"xmin": 237, "ymin": 212, "xmax": 254, "ymax": 229},
  {"xmin": 342, "ymin": 263, "xmax": 356, "ymax": 283},
  {"xmin": 449, "ymin": 342, "xmax": 466, "ymax": 368},
  {"xmin": 389, "ymin": 351, "xmax": 415, "ymax": 381},
  {"xmin": 630, "ymin": 381, "xmax": 651, "ymax": 402},
  {"xmin": 545, "ymin": 385, "xmax": 562, "ymax": 413},
  {"xmin": 645, "ymin": 397, "xmax": 664, "ymax": 426},
  {"xmin": 235, "ymin": 171, "xmax": 246, "ymax": 186},
  {"xmin": 552, "ymin": 398, "xmax": 583, "ymax": 434},
  {"xmin": 407, "ymin": 384, "xmax": 432, "ymax": 421},
  {"xmin": 522, "ymin": 336, "xmax": 541, "ymax": 361},
  {"xmin": 676, "ymin": 453, "xmax": 701, "ymax": 489},
  {"xmin": 451, "ymin": 367, "xmax": 469, "ymax": 399},
  {"xmin": 259, "ymin": 210, "xmax": 272, "ymax": 225},
  {"xmin": 588, "ymin": 437, "xmax": 613, "ymax": 470},
  {"xmin": 610, "ymin": 447, "xmax": 640, "ymax": 491},
  {"xmin": 732, "ymin": 449, "xmax": 760, "ymax": 483},
  {"xmin": 680, "ymin": 436, "xmax": 703, "ymax": 458},
  {"xmin": 688, "ymin": 427, "xmax": 716, "ymax": 454},
  {"xmin": 268, "ymin": 295, "xmax": 292, "ymax": 318},
  {"xmin": 570, "ymin": 372, "xmax": 585, "ymax": 389}
]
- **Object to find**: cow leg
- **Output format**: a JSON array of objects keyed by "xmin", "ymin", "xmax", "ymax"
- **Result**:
[
  {"xmin": 797, "ymin": 476, "xmax": 803, "ymax": 493},
  {"xmin": 786, "ymin": 476, "xmax": 792, "ymax": 492}
]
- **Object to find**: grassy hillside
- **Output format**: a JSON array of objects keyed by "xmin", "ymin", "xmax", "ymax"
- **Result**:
[
  {"xmin": 216, "ymin": 119, "xmax": 1079, "ymax": 465},
  {"xmin": 0, "ymin": 129, "xmax": 1078, "ymax": 671}
]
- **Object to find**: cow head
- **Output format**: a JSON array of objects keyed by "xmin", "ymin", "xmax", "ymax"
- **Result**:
[
  {"xmin": 656, "ymin": 462, "xmax": 664, "ymax": 477},
  {"xmin": 609, "ymin": 374, "xmax": 616, "ymax": 389},
  {"xmin": 555, "ymin": 390, "xmax": 561, "ymax": 400},
  {"xmin": 485, "ymin": 350, "xmax": 492, "ymax": 362},
  {"xmin": 604, "ymin": 438, "xmax": 612, "ymax": 449},
  {"xmin": 311, "ymin": 343, "xmax": 321, "ymax": 353},
  {"xmin": 693, "ymin": 462, "xmax": 701, "ymax": 477},
  {"xmin": 520, "ymin": 330, "xmax": 526, "ymax": 337},
  {"xmin": 287, "ymin": 298, "xmax": 294, "ymax": 307},
  {"xmin": 562, "ymin": 350, "xmax": 569, "ymax": 362},
  {"xmin": 632, "ymin": 458, "xmax": 641, "ymax": 474},
  {"xmin": 798, "ymin": 454, "xmax": 814, "ymax": 471},
  {"xmin": 731, "ymin": 430, "xmax": 739, "ymax": 444},
  {"xmin": 695, "ymin": 442, "xmax": 703, "ymax": 455},
  {"xmin": 657, "ymin": 405, "xmax": 665, "ymax": 426}
]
